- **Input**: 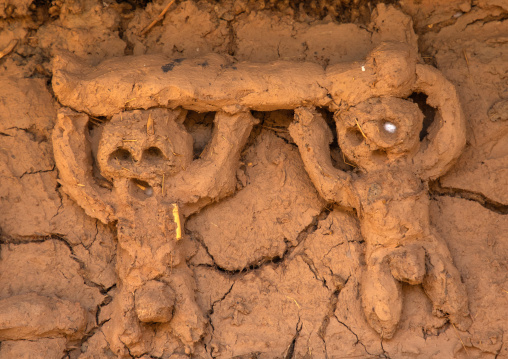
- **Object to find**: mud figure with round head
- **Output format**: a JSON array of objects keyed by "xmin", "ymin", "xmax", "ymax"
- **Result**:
[
  {"xmin": 289, "ymin": 65, "xmax": 471, "ymax": 339},
  {"xmin": 52, "ymin": 107, "xmax": 256, "ymax": 357}
]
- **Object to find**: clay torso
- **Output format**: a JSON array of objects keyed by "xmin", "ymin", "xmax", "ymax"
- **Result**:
[
  {"xmin": 113, "ymin": 179, "xmax": 180, "ymax": 288},
  {"xmin": 352, "ymin": 168, "xmax": 431, "ymax": 247}
]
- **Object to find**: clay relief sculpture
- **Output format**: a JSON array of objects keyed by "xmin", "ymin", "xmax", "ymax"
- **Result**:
[
  {"xmin": 52, "ymin": 108, "xmax": 256, "ymax": 356},
  {"xmin": 51, "ymin": 37, "xmax": 470, "ymax": 355},
  {"xmin": 288, "ymin": 79, "xmax": 471, "ymax": 338}
]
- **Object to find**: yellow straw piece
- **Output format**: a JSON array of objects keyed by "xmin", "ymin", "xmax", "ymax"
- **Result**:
[
  {"xmin": 342, "ymin": 152, "xmax": 357, "ymax": 167},
  {"xmin": 172, "ymin": 203, "xmax": 182, "ymax": 240},
  {"xmin": 463, "ymin": 49, "xmax": 469, "ymax": 68},
  {"xmin": 135, "ymin": 183, "xmax": 146, "ymax": 191},
  {"xmin": 355, "ymin": 118, "xmax": 367, "ymax": 139},
  {"xmin": 147, "ymin": 113, "xmax": 154, "ymax": 135},
  {"xmin": 285, "ymin": 295, "xmax": 300, "ymax": 309},
  {"xmin": 451, "ymin": 323, "xmax": 469, "ymax": 356}
]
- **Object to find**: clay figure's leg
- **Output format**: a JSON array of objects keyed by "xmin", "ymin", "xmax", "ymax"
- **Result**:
[
  {"xmin": 107, "ymin": 242, "xmax": 200, "ymax": 355},
  {"xmin": 167, "ymin": 263, "xmax": 207, "ymax": 346},
  {"xmin": 104, "ymin": 224, "xmax": 154, "ymax": 357},
  {"xmin": 361, "ymin": 248, "xmax": 403, "ymax": 339},
  {"xmin": 129, "ymin": 257, "xmax": 205, "ymax": 350},
  {"xmin": 422, "ymin": 235, "xmax": 471, "ymax": 330},
  {"xmin": 362, "ymin": 240, "xmax": 470, "ymax": 338}
]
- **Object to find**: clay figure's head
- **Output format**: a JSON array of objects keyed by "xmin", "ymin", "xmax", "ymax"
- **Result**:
[
  {"xmin": 335, "ymin": 97, "xmax": 424, "ymax": 171},
  {"xmin": 97, "ymin": 108, "xmax": 193, "ymax": 187}
]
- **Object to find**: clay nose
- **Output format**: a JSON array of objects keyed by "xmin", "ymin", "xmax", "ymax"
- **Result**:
[{"xmin": 130, "ymin": 147, "xmax": 143, "ymax": 163}]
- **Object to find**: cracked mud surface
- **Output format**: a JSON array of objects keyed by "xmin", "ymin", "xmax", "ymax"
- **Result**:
[{"xmin": 1, "ymin": 0, "xmax": 507, "ymax": 358}]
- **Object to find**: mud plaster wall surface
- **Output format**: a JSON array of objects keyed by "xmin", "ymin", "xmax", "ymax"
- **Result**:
[{"xmin": 0, "ymin": 0, "xmax": 507, "ymax": 358}]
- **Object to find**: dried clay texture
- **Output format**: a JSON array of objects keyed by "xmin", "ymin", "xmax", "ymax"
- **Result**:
[{"xmin": 3, "ymin": 2, "xmax": 507, "ymax": 358}]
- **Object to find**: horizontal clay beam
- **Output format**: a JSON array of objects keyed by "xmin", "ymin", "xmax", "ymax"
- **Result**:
[{"xmin": 52, "ymin": 42, "xmax": 417, "ymax": 117}]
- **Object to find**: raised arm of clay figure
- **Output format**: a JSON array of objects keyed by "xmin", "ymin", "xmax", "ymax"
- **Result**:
[
  {"xmin": 165, "ymin": 111, "xmax": 257, "ymax": 216},
  {"xmin": 52, "ymin": 108, "xmax": 116, "ymax": 224},
  {"xmin": 288, "ymin": 107, "xmax": 355, "ymax": 208},
  {"xmin": 412, "ymin": 65, "xmax": 467, "ymax": 180}
]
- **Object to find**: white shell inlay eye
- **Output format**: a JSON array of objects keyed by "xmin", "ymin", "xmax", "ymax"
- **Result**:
[{"xmin": 383, "ymin": 122, "xmax": 397, "ymax": 134}]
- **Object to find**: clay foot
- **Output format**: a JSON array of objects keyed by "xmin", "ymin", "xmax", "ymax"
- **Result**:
[
  {"xmin": 422, "ymin": 238, "xmax": 472, "ymax": 330},
  {"xmin": 361, "ymin": 253, "xmax": 403, "ymax": 339},
  {"xmin": 135, "ymin": 280, "xmax": 176, "ymax": 323}
]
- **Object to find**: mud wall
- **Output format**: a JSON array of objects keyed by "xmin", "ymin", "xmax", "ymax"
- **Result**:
[{"xmin": 0, "ymin": 0, "xmax": 507, "ymax": 358}]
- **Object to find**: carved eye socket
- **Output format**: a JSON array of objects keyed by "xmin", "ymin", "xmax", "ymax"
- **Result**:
[
  {"xmin": 110, "ymin": 148, "xmax": 133, "ymax": 162},
  {"xmin": 383, "ymin": 121, "xmax": 397, "ymax": 134},
  {"xmin": 346, "ymin": 127, "xmax": 365, "ymax": 146},
  {"xmin": 142, "ymin": 147, "xmax": 165, "ymax": 163}
]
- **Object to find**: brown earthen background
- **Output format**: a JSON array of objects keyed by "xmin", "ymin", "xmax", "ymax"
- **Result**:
[{"xmin": 0, "ymin": 0, "xmax": 507, "ymax": 358}]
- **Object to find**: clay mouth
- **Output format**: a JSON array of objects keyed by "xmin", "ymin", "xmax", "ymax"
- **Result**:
[{"xmin": 130, "ymin": 178, "xmax": 154, "ymax": 199}]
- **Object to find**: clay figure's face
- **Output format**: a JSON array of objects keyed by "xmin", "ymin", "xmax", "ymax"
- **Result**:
[
  {"xmin": 335, "ymin": 97, "xmax": 424, "ymax": 170},
  {"xmin": 96, "ymin": 108, "xmax": 193, "ymax": 187}
]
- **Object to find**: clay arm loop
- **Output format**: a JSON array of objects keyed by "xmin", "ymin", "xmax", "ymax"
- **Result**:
[
  {"xmin": 289, "ymin": 107, "xmax": 355, "ymax": 208},
  {"xmin": 168, "ymin": 111, "xmax": 257, "ymax": 216},
  {"xmin": 412, "ymin": 65, "xmax": 467, "ymax": 180},
  {"xmin": 52, "ymin": 108, "xmax": 116, "ymax": 223}
]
